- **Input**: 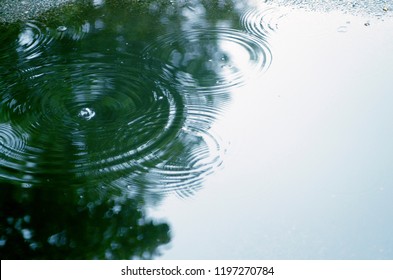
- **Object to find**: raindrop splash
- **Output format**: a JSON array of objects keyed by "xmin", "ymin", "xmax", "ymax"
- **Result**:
[
  {"xmin": 78, "ymin": 107, "xmax": 96, "ymax": 120},
  {"xmin": 56, "ymin": 26, "xmax": 67, "ymax": 32},
  {"xmin": 0, "ymin": 11, "xmax": 232, "ymax": 196}
]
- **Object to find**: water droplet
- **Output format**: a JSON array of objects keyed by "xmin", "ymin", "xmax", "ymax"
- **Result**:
[
  {"xmin": 78, "ymin": 108, "xmax": 95, "ymax": 120},
  {"xmin": 57, "ymin": 26, "xmax": 67, "ymax": 32}
]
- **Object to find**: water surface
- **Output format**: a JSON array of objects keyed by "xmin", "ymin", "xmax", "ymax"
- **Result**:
[{"xmin": 1, "ymin": 0, "xmax": 393, "ymax": 259}]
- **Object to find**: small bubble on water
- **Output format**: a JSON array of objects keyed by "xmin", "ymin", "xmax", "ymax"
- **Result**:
[
  {"xmin": 57, "ymin": 26, "xmax": 67, "ymax": 32},
  {"xmin": 78, "ymin": 107, "xmax": 95, "ymax": 120}
]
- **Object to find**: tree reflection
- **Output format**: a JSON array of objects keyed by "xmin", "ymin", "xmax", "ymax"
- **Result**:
[
  {"xmin": 0, "ymin": 183, "xmax": 170, "ymax": 259},
  {"xmin": 0, "ymin": 0, "xmax": 251, "ymax": 259}
]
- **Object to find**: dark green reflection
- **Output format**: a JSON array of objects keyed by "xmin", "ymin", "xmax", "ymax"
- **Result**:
[
  {"xmin": 0, "ymin": 183, "xmax": 170, "ymax": 259},
  {"xmin": 0, "ymin": 0, "xmax": 243, "ymax": 190},
  {"xmin": 0, "ymin": 0, "xmax": 268, "ymax": 259}
]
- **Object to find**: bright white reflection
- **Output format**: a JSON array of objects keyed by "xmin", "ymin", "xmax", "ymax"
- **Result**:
[
  {"xmin": 219, "ymin": 40, "xmax": 251, "ymax": 75},
  {"xmin": 93, "ymin": 0, "xmax": 105, "ymax": 7}
]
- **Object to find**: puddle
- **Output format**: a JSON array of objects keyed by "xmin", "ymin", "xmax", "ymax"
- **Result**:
[{"xmin": 1, "ymin": 0, "xmax": 393, "ymax": 259}]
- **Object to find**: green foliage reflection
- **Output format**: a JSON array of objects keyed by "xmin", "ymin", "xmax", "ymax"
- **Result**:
[
  {"xmin": 0, "ymin": 0, "xmax": 249, "ymax": 259},
  {"xmin": 0, "ymin": 183, "xmax": 170, "ymax": 259}
]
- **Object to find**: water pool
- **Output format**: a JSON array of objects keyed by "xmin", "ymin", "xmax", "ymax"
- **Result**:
[{"xmin": 1, "ymin": 0, "xmax": 393, "ymax": 259}]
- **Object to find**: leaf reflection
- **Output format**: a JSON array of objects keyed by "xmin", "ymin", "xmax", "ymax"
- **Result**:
[
  {"xmin": 0, "ymin": 0, "xmax": 270, "ymax": 259},
  {"xmin": 0, "ymin": 183, "xmax": 170, "ymax": 259}
]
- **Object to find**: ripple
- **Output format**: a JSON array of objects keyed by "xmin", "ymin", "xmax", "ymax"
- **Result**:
[
  {"xmin": 1, "ymin": 21, "xmax": 229, "ymax": 194},
  {"xmin": 154, "ymin": 128, "xmax": 225, "ymax": 198},
  {"xmin": 1, "ymin": 49, "xmax": 226, "ymax": 192},
  {"xmin": 0, "ymin": 124, "xmax": 28, "ymax": 160},
  {"xmin": 143, "ymin": 28, "xmax": 272, "ymax": 94},
  {"xmin": 16, "ymin": 21, "xmax": 54, "ymax": 61},
  {"xmin": 0, "ymin": 124, "xmax": 30, "ymax": 178},
  {"xmin": 78, "ymin": 107, "xmax": 96, "ymax": 120},
  {"xmin": 51, "ymin": 21, "xmax": 90, "ymax": 41},
  {"xmin": 56, "ymin": 26, "xmax": 67, "ymax": 32},
  {"xmin": 113, "ymin": 126, "xmax": 226, "ymax": 198},
  {"xmin": 14, "ymin": 60, "xmax": 181, "ymax": 173},
  {"xmin": 241, "ymin": 7, "xmax": 287, "ymax": 37}
]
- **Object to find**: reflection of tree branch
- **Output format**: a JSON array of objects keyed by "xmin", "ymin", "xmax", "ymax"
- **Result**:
[
  {"xmin": 1, "ymin": 0, "xmax": 236, "ymax": 191},
  {"xmin": 0, "ymin": 183, "xmax": 170, "ymax": 259},
  {"xmin": 0, "ymin": 0, "xmax": 244, "ymax": 259}
]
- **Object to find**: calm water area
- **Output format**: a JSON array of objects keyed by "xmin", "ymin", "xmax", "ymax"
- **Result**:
[{"xmin": 1, "ymin": 0, "xmax": 393, "ymax": 259}]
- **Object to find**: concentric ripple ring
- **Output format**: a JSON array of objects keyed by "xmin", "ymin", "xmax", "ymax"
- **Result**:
[
  {"xmin": 16, "ymin": 21, "xmax": 54, "ymax": 61},
  {"xmin": 241, "ymin": 7, "xmax": 287, "ymax": 37},
  {"xmin": 143, "ymin": 28, "xmax": 272, "ymax": 94},
  {"xmin": 1, "ymin": 22, "xmax": 232, "ymax": 193},
  {"xmin": 1, "ymin": 51, "xmax": 186, "ymax": 184}
]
